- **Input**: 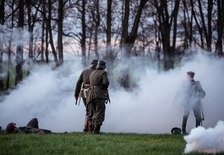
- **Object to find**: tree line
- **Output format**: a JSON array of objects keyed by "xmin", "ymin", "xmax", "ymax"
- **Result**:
[{"xmin": 0, "ymin": 0, "xmax": 223, "ymax": 90}]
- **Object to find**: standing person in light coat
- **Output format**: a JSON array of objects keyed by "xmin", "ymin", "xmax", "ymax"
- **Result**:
[{"xmin": 180, "ymin": 71, "xmax": 206, "ymax": 134}]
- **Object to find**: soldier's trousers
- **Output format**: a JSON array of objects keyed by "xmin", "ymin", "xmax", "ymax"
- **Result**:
[
  {"xmin": 82, "ymin": 97, "xmax": 91, "ymax": 117},
  {"xmin": 26, "ymin": 118, "xmax": 39, "ymax": 128},
  {"xmin": 89, "ymin": 98, "xmax": 106, "ymax": 126},
  {"xmin": 182, "ymin": 104, "xmax": 201, "ymax": 130}
]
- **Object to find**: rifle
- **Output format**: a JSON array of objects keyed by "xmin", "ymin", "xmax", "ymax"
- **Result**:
[
  {"xmin": 75, "ymin": 99, "xmax": 78, "ymax": 105},
  {"xmin": 75, "ymin": 96, "xmax": 81, "ymax": 106},
  {"xmin": 106, "ymin": 90, "xmax": 111, "ymax": 104},
  {"xmin": 75, "ymin": 90, "xmax": 82, "ymax": 106},
  {"xmin": 78, "ymin": 95, "xmax": 81, "ymax": 106}
]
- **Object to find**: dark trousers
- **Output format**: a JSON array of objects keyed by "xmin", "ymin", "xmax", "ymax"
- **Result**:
[
  {"xmin": 89, "ymin": 98, "xmax": 106, "ymax": 126},
  {"xmin": 182, "ymin": 103, "xmax": 202, "ymax": 130},
  {"xmin": 26, "ymin": 118, "xmax": 39, "ymax": 128},
  {"xmin": 82, "ymin": 96, "xmax": 91, "ymax": 117}
]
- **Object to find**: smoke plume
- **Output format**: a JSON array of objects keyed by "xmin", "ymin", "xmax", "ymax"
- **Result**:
[
  {"xmin": 0, "ymin": 51, "xmax": 224, "ymax": 134},
  {"xmin": 184, "ymin": 120, "xmax": 224, "ymax": 154}
]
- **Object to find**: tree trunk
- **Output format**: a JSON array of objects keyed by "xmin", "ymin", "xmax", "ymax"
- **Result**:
[
  {"xmin": 6, "ymin": 0, "xmax": 15, "ymax": 89},
  {"xmin": 48, "ymin": 0, "xmax": 58, "ymax": 66},
  {"xmin": 119, "ymin": 0, "xmax": 148, "ymax": 89},
  {"xmin": 154, "ymin": 0, "xmax": 180, "ymax": 70},
  {"xmin": 27, "ymin": 3, "xmax": 34, "ymax": 75},
  {"xmin": 190, "ymin": 0, "xmax": 204, "ymax": 49},
  {"xmin": 216, "ymin": 0, "xmax": 223, "ymax": 55},
  {"xmin": 27, "ymin": 28, "xmax": 34, "ymax": 75},
  {"xmin": 106, "ymin": 0, "xmax": 114, "ymax": 88},
  {"xmin": 41, "ymin": 17, "xmax": 45, "ymax": 62},
  {"xmin": 0, "ymin": 0, "xmax": 5, "ymax": 90},
  {"xmin": 171, "ymin": 0, "xmax": 180, "ymax": 50},
  {"xmin": 207, "ymin": 0, "xmax": 213, "ymax": 52},
  {"xmin": 6, "ymin": 36, "xmax": 12, "ymax": 89},
  {"xmin": 43, "ymin": 0, "xmax": 49, "ymax": 63},
  {"xmin": 170, "ymin": 0, "xmax": 180, "ymax": 69},
  {"xmin": 81, "ymin": 0, "xmax": 86, "ymax": 67},
  {"xmin": 183, "ymin": 0, "xmax": 188, "ymax": 49},
  {"xmin": 196, "ymin": 0, "xmax": 213, "ymax": 51},
  {"xmin": 58, "ymin": 0, "xmax": 63, "ymax": 66},
  {"xmin": 155, "ymin": 14, "xmax": 161, "ymax": 73},
  {"xmin": 27, "ymin": 1, "xmax": 33, "ymax": 60},
  {"xmin": 121, "ymin": 0, "xmax": 129, "ymax": 56},
  {"xmin": 93, "ymin": 0, "xmax": 100, "ymax": 59},
  {"xmin": 15, "ymin": 0, "xmax": 24, "ymax": 85}
]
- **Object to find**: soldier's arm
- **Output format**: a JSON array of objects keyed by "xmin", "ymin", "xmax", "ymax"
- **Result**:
[
  {"xmin": 74, "ymin": 72, "xmax": 84, "ymax": 98},
  {"xmin": 196, "ymin": 81, "xmax": 206, "ymax": 98},
  {"xmin": 102, "ymin": 71, "xmax": 110, "ymax": 89}
]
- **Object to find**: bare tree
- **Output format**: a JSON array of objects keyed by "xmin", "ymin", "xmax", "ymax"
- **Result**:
[
  {"xmin": 153, "ymin": 0, "xmax": 180, "ymax": 70},
  {"xmin": 215, "ymin": 0, "xmax": 223, "ymax": 55},
  {"xmin": 93, "ymin": 0, "xmax": 100, "ymax": 59},
  {"xmin": 26, "ymin": 0, "xmax": 41, "ymax": 74},
  {"xmin": 15, "ymin": 0, "xmax": 24, "ymax": 85},
  {"xmin": 44, "ymin": 0, "xmax": 49, "ymax": 63},
  {"xmin": 6, "ymin": 0, "xmax": 16, "ymax": 89},
  {"xmin": 48, "ymin": 0, "xmax": 59, "ymax": 66},
  {"xmin": 58, "ymin": 0, "xmax": 64, "ymax": 65},
  {"xmin": 106, "ymin": 0, "xmax": 114, "ymax": 87},
  {"xmin": 190, "ymin": 0, "xmax": 214, "ymax": 51},
  {"xmin": 182, "ymin": 0, "xmax": 194, "ymax": 49},
  {"xmin": 81, "ymin": 0, "xmax": 87, "ymax": 67},
  {"xmin": 0, "ymin": 0, "xmax": 5, "ymax": 90},
  {"xmin": 40, "ymin": 2, "xmax": 46, "ymax": 63},
  {"xmin": 119, "ymin": 0, "xmax": 148, "ymax": 88}
]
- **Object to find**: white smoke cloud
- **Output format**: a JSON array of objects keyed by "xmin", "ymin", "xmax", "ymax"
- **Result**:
[
  {"xmin": 184, "ymin": 120, "xmax": 224, "ymax": 154},
  {"xmin": 0, "ymin": 51, "xmax": 224, "ymax": 135}
]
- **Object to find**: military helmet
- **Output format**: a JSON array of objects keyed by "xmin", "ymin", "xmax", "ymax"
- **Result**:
[
  {"xmin": 187, "ymin": 71, "xmax": 195, "ymax": 77},
  {"xmin": 96, "ymin": 60, "xmax": 106, "ymax": 69},
  {"xmin": 5, "ymin": 122, "xmax": 16, "ymax": 134},
  {"xmin": 90, "ymin": 59, "xmax": 98, "ymax": 68},
  {"xmin": 171, "ymin": 127, "xmax": 181, "ymax": 134}
]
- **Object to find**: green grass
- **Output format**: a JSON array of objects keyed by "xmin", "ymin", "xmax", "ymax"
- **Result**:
[{"xmin": 0, "ymin": 132, "xmax": 216, "ymax": 155}]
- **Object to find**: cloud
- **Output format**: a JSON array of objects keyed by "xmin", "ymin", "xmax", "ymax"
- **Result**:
[{"xmin": 184, "ymin": 120, "xmax": 224, "ymax": 154}]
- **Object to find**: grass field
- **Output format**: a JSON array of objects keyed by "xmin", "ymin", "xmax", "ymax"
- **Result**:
[{"xmin": 0, "ymin": 131, "xmax": 216, "ymax": 155}]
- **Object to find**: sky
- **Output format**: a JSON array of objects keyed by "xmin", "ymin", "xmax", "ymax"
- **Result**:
[{"xmin": 0, "ymin": 50, "xmax": 224, "ymax": 134}]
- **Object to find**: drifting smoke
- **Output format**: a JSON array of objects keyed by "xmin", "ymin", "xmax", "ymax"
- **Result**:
[
  {"xmin": 0, "ymin": 51, "xmax": 224, "ymax": 134},
  {"xmin": 184, "ymin": 120, "xmax": 224, "ymax": 154}
]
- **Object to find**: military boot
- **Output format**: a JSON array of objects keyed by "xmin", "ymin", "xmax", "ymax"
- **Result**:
[
  {"xmin": 182, "ymin": 116, "xmax": 188, "ymax": 134},
  {"xmin": 196, "ymin": 118, "xmax": 201, "ymax": 127},
  {"xmin": 88, "ymin": 121, "xmax": 93, "ymax": 132},
  {"xmin": 182, "ymin": 128, "xmax": 187, "ymax": 134},
  {"xmin": 93, "ymin": 125, "xmax": 101, "ymax": 134},
  {"xmin": 83, "ymin": 116, "xmax": 88, "ymax": 132}
]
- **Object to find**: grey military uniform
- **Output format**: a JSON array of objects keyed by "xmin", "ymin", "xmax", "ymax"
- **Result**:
[{"xmin": 181, "ymin": 80, "xmax": 206, "ymax": 132}]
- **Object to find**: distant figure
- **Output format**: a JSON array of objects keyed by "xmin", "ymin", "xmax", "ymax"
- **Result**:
[
  {"xmin": 5, "ymin": 118, "xmax": 51, "ymax": 134},
  {"xmin": 74, "ymin": 59, "xmax": 98, "ymax": 132},
  {"xmin": 179, "ymin": 71, "xmax": 206, "ymax": 134},
  {"xmin": 86, "ymin": 61, "xmax": 110, "ymax": 134}
]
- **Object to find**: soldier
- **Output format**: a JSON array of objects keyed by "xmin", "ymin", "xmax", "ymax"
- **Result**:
[
  {"xmin": 74, "ymin": 59, "xmax": 98, "ymax": 132},
  {"xmin": 180, "ymin": 71, "xmax": 206, "ymax": 134},
  {"xmin": 5, "ymin": 118, "xmax": 51, "ymax": 134},
  {"xmin": 86, "ymin": 60, "xmax": 110, "ymax": 134}
]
